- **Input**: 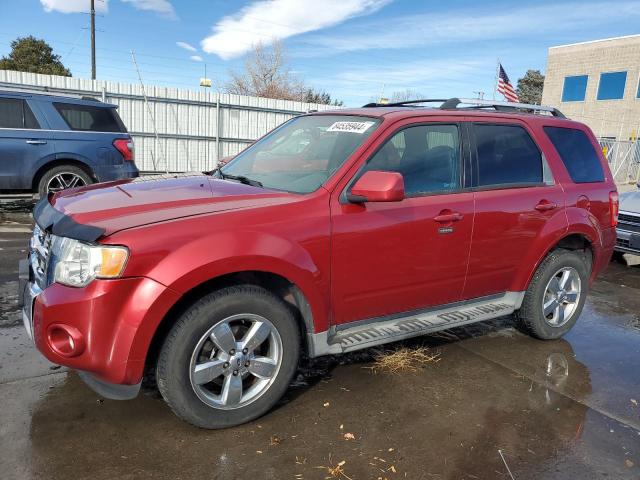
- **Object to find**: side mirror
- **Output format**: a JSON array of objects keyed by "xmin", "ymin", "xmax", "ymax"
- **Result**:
[{"xmin": 347, "ymin": 170, "xmax": 405, "ymax": 203}]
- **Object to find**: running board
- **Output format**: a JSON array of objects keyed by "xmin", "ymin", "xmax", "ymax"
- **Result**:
[{"xmin": 308, "ymin": 292, "xmax": 524, "ymax": 357}]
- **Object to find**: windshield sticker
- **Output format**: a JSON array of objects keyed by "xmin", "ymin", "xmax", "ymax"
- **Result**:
[{"xmin": 327, "ymin": 121, "xmax": 375, "ymax": 134}]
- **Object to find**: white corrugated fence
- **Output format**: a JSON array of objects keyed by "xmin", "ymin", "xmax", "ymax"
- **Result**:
[{"xmin": 0, "ymin": 70, "xmax": 336, "ymax": 172}]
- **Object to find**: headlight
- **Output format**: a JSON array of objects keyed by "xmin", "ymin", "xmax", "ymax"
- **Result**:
[{"xmin": 49, "ymin": 236, "xmax": 129, "ymax": 287}]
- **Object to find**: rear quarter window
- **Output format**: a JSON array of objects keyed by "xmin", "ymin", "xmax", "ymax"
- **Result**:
[
  {"xmin": 54, "ymin": 102, "xmax": 126, "ymax": 132},
  {"xmin": 543, "ymin": 126, "xmax": 604, "ymax": 183}
]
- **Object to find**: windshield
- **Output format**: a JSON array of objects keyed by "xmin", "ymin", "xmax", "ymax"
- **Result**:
[{"xmin": 220, "ymin": 115, "xmax": 380, "ymax": 193}]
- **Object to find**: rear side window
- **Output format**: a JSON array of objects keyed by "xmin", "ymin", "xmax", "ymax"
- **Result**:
[
  {"xmin": 473, "ymin": 124, "xmax": 542, "ymax": 187},
  {"xmin": 54, "ymin": 102, "xmax": 125, "ymax": 132},
  {"xmin": 0, "ymin": 98, "xmax": 40, "ymax": 129},
  {"xmin": 363, "ymin": 124, "xmax": 460, "ymax": 196},
  {"xmin": 544, "ymin": 126, "xmax": 604, "ymax": 183}
]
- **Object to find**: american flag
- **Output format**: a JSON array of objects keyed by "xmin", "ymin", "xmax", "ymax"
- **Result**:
[{"xmin": 497, "ymin": 64, "xmax": 519, "ymax": 102}]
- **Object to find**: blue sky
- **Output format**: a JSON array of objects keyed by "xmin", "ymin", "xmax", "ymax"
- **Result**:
[{"xmin": 0, "ymin": 0, "xmax": 639, "ymax": 106}]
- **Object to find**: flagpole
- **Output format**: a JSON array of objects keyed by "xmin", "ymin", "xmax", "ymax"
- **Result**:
[{"xmin": 493, "ymin": 58, "xmax": 499, "ymax": 100}]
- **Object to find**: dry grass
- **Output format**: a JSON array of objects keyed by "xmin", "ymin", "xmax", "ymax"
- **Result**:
[{"xmin": 367, "ymin": 346, "xmax": 441, "ymax": 374}]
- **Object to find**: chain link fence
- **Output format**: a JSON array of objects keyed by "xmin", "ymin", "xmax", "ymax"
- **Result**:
[{"xmin": 598, "ymin": 138, "xmax": 640, "ymax": 186}]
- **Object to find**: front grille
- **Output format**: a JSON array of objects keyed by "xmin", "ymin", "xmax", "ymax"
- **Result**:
[
  {"xmin": 619, "ymin": 212, "xmax": 640, "ymax": 226},
  {"xmin": 30, "ymin": 224, "xmax": 52, "ymax": 290}
]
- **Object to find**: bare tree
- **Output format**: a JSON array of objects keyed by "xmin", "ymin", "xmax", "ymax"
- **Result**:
[
  {"xmin": 225, "ymin": 40, "xmax": 305, "ymax": 100},
  {"xmin": 390, "ymin": 89, "xmax": 425, "ymax": 103}
]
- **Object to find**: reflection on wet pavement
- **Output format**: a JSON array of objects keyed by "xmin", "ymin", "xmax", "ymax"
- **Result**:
[{"xmin": 0, "ymin": 212, "xmax": 639, "ymax": 479}]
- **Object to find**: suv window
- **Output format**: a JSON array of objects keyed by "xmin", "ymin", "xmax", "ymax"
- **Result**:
[
  {"xmin": 362, "ymin": 124, "xmax": 460, "ymax": 196},
  {"xmin": 544, "ymin": 126, "xmax": 604, "ymax": 183},
  {"xmin": 54, "ymin": 102, "xmax": 125, "ymax": 132},
  {"xmin": 474, "ymin": 124, "xmax": 542, "ymax": 187},
  {"xmin": 0, "ymin": 98, "xmax": 40, "ymax": 129}
]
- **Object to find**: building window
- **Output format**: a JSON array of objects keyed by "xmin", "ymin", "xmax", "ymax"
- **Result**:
[
  {"xmin": 637, "ymin": 77, "xmax": 640, "ymax": 98},
  {"xmin": 597, "ymin": 71, "xmax": 627, "ymax": 100},
  {"xmin": 561, "ymin": 75, "xmax": 588, "ymax": 102}
]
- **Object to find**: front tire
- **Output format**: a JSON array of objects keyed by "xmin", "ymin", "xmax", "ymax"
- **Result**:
[
  {"xmin": 156, "ymin": 285, "xmax": 300, "ymax": 429},
  {"xmin": 515, "ymin": 249, "xmax": 590, "ymax": 340}
]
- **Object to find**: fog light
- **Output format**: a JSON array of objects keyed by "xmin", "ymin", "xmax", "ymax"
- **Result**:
[{"xmin": 47, "ymin": 324, "xmax": 85, "ymax": 358}]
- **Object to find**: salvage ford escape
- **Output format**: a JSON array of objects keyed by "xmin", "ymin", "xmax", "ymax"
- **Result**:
[{"xmin": 18, "ymin": 98, "xmax": 618, "ymax": 429}]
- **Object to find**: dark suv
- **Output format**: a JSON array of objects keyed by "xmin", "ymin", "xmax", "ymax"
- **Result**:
[
  {"xmin": 19, "ymin": 98, "xmax": 617, "ymax": 429},
  {"xmin": 0, "ymin": 88, "xmax": 138, "ymax": 196}
]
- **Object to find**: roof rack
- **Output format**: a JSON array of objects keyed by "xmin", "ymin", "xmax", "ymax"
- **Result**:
[
  {"xmin": 362, "ymin": 97, "xmax": 566, "ymax": 118},
  {"xmin": 0, "ymin": 84, "xmax": 91, "ymax": 100}
]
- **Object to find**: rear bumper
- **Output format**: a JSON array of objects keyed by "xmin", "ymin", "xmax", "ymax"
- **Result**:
[{"xmin": 93, "ymin": 162, "xmax": 139, "ymax": 183}]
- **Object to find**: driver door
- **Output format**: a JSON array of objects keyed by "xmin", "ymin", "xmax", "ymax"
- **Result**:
[{"xmin": 330, "ymin": 121, "xmax": 474, "ymax": 325}]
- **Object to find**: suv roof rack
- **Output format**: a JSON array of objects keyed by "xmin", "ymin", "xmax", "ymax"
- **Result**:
[
  {"xmin": 362, "ymin": 97, "xmax": 566, "ymax": 118},
  {"xmin": 0, "ymin": 84, "xmax": 98, "ymax": 101}
]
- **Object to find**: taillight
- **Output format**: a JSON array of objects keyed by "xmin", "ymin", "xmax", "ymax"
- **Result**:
[
  {"xmin": 113, "ymin": 137, "xmax": 134, "ymax": 161},
  {"xmin": 609, "ymin": 191, "xmax": 619, "ymax": 227}
]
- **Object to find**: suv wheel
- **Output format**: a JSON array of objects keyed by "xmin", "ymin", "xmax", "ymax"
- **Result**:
[
  {"xmin": 38, "ymin": 165, "xmax": 93, "ymax": 197},
  {"xmin": 157, "ymin": 285, "xmax": 300, "ymax": 429},
  {"xmin": 515, "ymin": 249, "xmax": 590, "ymax": 340}
]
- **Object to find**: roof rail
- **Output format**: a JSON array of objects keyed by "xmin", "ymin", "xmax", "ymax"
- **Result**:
[
  {"xmin": 362, "ymin": 99, "xmax": 449, "ymax": 108},
  {"xmin": 0, "ymin": 84, "xmax": 84, "ymax": 99},
  {"xmin": 362, "ymin": 97, "xmax": 566, "ymax": 118},
  {"xmin": 440, "ymin": 97, "xmax": 566, "ymax": 118}
]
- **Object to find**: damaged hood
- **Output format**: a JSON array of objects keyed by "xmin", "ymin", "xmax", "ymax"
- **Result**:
[{"xmin": 47, "ymin": 173, "xmax": 297, "ymax": 238}]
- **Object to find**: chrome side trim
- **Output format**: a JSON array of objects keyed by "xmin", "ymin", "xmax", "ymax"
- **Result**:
[{"xmin": 309, "ymin": 291, "xmax": 525, "ymax": 357}]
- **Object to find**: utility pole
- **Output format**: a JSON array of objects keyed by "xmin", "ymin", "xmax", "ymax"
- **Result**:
[{"xmin": 90, "ymin": 0, "xmax": 96, "ymax": 79}]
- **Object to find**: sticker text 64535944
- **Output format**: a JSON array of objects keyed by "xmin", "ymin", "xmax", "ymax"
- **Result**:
[{"xmin": 326, "ymin": 121, "xmax": 375, "ymax": 134}]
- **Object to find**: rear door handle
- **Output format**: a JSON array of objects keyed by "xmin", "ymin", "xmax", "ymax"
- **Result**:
[
  {"xmin": 26, "ymin": 140, "xmax": 47, "ymax": 145},
  {"xmin": 435, "ymin": 212, "xmax": 464, "ymax": 223},
  {"xmin": 535, "ymin": 200, "xmax": 557, "ymax": 212}
]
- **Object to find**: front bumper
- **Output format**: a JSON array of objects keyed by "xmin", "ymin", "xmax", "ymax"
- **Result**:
[
  {"xmin": 615, "ymin": 228, "xmax": 640, "ymax": 254},
  {"xmin": 18, "ymin": 257, "xmax": 179, "ymax": 398}
]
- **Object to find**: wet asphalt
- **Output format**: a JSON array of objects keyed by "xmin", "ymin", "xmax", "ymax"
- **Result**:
[{"xmin": 1, "ymin": 204, "xmax": 639, "ymax": 480}]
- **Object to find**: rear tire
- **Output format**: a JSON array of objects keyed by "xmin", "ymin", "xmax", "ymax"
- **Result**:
[
  {"xmin": 37, "ymin": 165, "xmax": 93, "ymax": 197},
  {"xmin": 156, "ymin": 285, "xmax": 300, "ymax": 429},
  {"xmin": 515, "ymin": 249, "xmax": 590, "ymax": 340}
]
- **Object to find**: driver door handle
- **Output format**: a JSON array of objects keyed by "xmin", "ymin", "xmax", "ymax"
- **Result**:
[{"xmin": 26, "ymin": 140, "xmax": 47, "ymax": 145}]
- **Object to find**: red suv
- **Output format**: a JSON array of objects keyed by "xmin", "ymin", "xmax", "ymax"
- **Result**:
[{"xmin": 19, "ymin": 98, "xmax": 618, "ymax": 428}]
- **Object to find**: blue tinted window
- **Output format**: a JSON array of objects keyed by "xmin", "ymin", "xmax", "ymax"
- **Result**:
[
  {"xmin": 637, "ymin": 78, "xmax": 640, "ymax": 98},
  {"xmin": 544, "ymin": 127, "xmax": 604, "ymax": 183},
  {"xmin": 561, "ymin": 75, "xmax": 588, "ymax": 102},
  {"xmin": 597, "ymin": 71, "xmax": 627, "ymax": 100}
]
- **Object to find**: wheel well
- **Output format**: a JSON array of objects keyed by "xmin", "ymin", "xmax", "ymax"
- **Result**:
[
  {"xmin": 31, "ymin": 159, "xmax": 96, "ymax": 191},
  {"xmin": 144, "ymin": 271, "xmax": 314, "ymax": 377},
  {"xmin": 554, "ymin": 234, "xmax": 593, "ymax": 262}
]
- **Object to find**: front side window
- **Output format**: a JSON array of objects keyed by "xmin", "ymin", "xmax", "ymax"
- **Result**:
[
  {"xmin": 544, "ymin": 126, "xmax": 604, "ymax": 183},
  {"xmin": 561, "ymin": 75, "xmax": 588, "ymax": 102},
  {"xmin": 54, "ymin": 102, "xmax": 125, "ymax": 132},
  {"xmin": 597, "ymin": 71, "xmax": 627, "ymax": 100},
  {"xmin": 474, "ymin": 124, "xmax": 543, "ymax": 187},
  {"xmin": 0, "ymin": 98, "xmax": 40, "ymax": 129},
  {"xmin": 360, "ymin": 124, "xmax": 460, "ymax": 196},
  {"xmin": 221, "ymin": 115, "xmax": 380, "ymax": 194}
]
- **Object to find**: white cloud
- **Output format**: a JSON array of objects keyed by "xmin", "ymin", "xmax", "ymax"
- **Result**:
[
  {"xmin": 121, "ymin": 0, "xmax": 176, "ymax": 18},
  {"xmin": 41, "ymin": 0, "xmax": 108, "ymax": 14},
  {"xmin": 201, "ymin": 0, "xmax": 390, "ymax": 60},
  {"xmin": 190, "ymin": 55, "xmax": 203, "ymax": 62},
  {"xmin": 176, "ymin": 41, "xmax": 197, "ymax": 52}
]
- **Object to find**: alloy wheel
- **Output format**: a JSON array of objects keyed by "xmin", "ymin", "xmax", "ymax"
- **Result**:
[
  {"xmin": 189, "ymin": 314, "xmax": 283, "ymax": 410},
  {"xmin": 542, "ymin": 267, "xmax": 581, "ymax": 327},
  {"xmin": 46, "ymin": 172, "xmax": 87, "ymax": 193}
]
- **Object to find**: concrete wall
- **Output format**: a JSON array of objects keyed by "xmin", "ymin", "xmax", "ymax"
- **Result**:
[
  {"xmin": 0, "ymin": 70, "xmax": 336, "ymax": 172},
  {"xmin": 541, "ymin": 35, "xmax": 640, "ymax": 140}
]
